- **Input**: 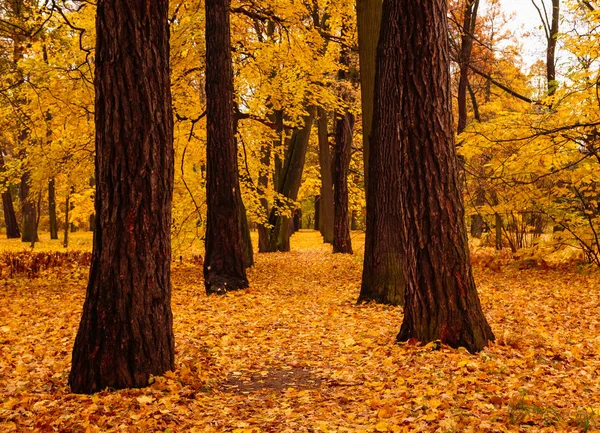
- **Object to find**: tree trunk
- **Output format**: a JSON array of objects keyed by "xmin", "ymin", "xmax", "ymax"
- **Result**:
[
  {"xmin": 69, "ymin": 0, "xmax": 175, "ymax": 394},
  {"xmin": 356, "ymin": 0, "xmax": 383, "ymax": 194},
  {"xmin": 359, "ymin": 0, "xmax": 406, "ymax": 305},
  {"xmin": 547, "ymin": 0, "xmax": 559, "ymax": 96},
  {"xmin": 333, "ymin": 111, "xmax": 354, "ymax": 254},
  {"xmin": 314, "ymin": 195, "xmax": 321, "ymax": 230},
  {"xmin": 258, "ymin": 110, "xmax": 281, "ymax": 253},
  {"xmin": 495, "ymin": 212, "xmax": 503, "ymax": 250},
  {"xmin": 0, "ymin": 152, "xmax": 20, "ymax": 239},
  {"xmin": 372, "ymin": 0, "xmax": 494, "ymax": 352},
  {"xmin": 317, "ymin": 107, "xmax": 334, "ymax": 243},
  {"xmin": 265, "ymin": 109, "xmax": 315, "ymax": 252},
  {"xmin": 204, "ymin": 0, "xmax": 248, "ymax": 293},
  {"xmin": 351, "ymin": 210, "xmax": 359, "ymax": 230},
  {"xmin": 48, "ymin": 178, "xmax": 58, "ymax": 239},
  {"xmin": 457, "ymin": 0, "xmax": 479, "ymax": 134},
  {"xmin": 20, "ymin": 171, "xmax": 38, "ymax": 243},
  {"xmin": 63, "ymin": 190, "xmax": 70, "ymax": 248}
]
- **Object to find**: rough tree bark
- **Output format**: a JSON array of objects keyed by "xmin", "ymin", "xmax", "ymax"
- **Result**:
[
  {"xmin": 358, "ymin": 0, "xmax": 406, "ymax": 306},
  {"xmin": 0, "ymin": 151, "xmax": 20, "ymax": 238},
  {"xmin": 204, "ymin": 0, "xmax": 248, "ymax": 293},
  {"xmin": 69, "ymin": 0, "xmax": 175, "ymax": 394},
  {"xmin": 317, "ymin": 107, "xmax": 334, "ymax": 244},
  {"xmin": 356, "ymin": 0, "xmax": 382, "ymax": 193},
  {"xmin": 333, "ymin": 43, "xmax": 354, "ymax": 254},
  {"xmin": 457, "ymin": 0, "xmax": 479, "ymax": 134},
  {"xmin": 376, "ymin": 0, "xmax": 494, "ymax": 352},
  {"xmin": 333, "ymin": 111, "xmax": 354, "ymax": 254}
]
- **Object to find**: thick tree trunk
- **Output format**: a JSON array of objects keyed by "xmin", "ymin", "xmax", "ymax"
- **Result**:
[
  {"xmin": 265, "ymin": 109, "xmax": 314, "ymax": 252},
  {"xmin": 457, "ymin": 0, "xmax": 479, "ymax": 134},
  {"xmin": 359, "ymin": 0, "xmax": 406, "ymax": 305},
  {"xmin": 375, "ymin": 0, "xmax": 494, "ymax": 352},
  {"xmin": 204, "ymin": 0, "xmax": 248, "ymax": 293},
  {"xmin": 48, "ymin": 178, "xmax": 58, "ymax": 239},
  {"xmin": 0, "ymin": 152, "xmax": 20, "ymax": 238},
  {"xmin": 69, "ymin": 0, "xmax": 175, "ymax": 394},
  {"xmin": 333, "ymin": 111, "xmax": 354, "ymax": 254},
  {"xmin": 20, "ymin": 171, "xmax": 38, "ymax": 243},
  {"xmin": 317, "ymin": 108, "xmax": 334, "ymax": 243},
  {"xmin": 356, "ymin": 0, "xmax": 382, "ymax": 194}
]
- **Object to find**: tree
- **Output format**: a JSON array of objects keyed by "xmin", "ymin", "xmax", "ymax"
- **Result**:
[
  {"xmin": 531, "ymin": 0, "xmax": 560, "ymax": 95},
  {"xmin": 204, "ymin": 0, "xmax": 249, "ymax": 293},
  {"xmin": 456, "ymin": 0, "xmax": 479, "ymax": 134},
  {"xmin": 333, "ymin": 41, "xmax": 354, "ymax": 254},
  {"xmin": 358, "ymin": 0, "xmax": 405, "ymax": 306},
  {"xmin": 0, "ymin": 151, "xmax": 20, "ymax": 238},
  {"xmin": 371, "ymin": 0, "xmax": 494, "ymax": 352},
  {"xmin": 356, "ymin": 0, "xmax": 382, "ymax": 193},
  {"xmin": 69, "ymin": 0, "xmax": 175, "ymax": 393},
  {"xmin": 317, "ymin": 107, "xmax": 334, "ymax": 244}
]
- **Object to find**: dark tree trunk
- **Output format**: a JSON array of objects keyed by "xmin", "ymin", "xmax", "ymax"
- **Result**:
[
  {"xmin": 351, "ymin": 210, "xmax": 359, "ymax": 230},
  {"xmin": 258, "ymin": 110, "xmax": 281, "ymax": 253},
  {"xmin": 495, "ymin": 212, "xmax": 503, "ymax": 250},
  {"xmin": 317, "ymin": 107, "xmax": 334, "ymax": 243},
  {"xmin": 0, "ymin": 152, "xmax": 20, "ymax": 239},
  {"xmin": 204, "ymin": 0, "xmax": 248, "ymax": 293},
  {"xmin": 265, "ymin": 109, "xmax": 314, "ymax": 252},
  {"xmin": 471, "ymin": 214, "xmax": 485, "ymax": 238},
  {"xmin": 359, "ymin": 0, "xmax": 406, "ymax": 306},
  {"xmin": 48, "ymin": 178, "xmax": 58, "ymax": 239},
  {"xmin": 63, "ymin": 190, "xmax": 70, "ymax": 248},
  {"xmin": 457, "ymin": 0, "xmax": 479, "ymax": 134},
  {"xmin": 333, "ymin": 39, "xmax": 354, "ymax": 254},
  {"xmin": 20, "ymin": 171, "xmax": 38, "ymax": 243},
  {"xmin": 356, "ymin": 0, "xmax": 383, "ymax": 194},
  {"xmin": 333, "ymin": 112, "xmax": 354, "ymax": 254},
  {"xmin": 547, "ymin": 0, "xmax": 559, "ymax": 96},
  {"xmin": 69, "ymin": 0, "xmax": 175, "ymax": 394},
  {"xmin": 375, "ymin": 0, "xmax": 494, "ymax": 352}
]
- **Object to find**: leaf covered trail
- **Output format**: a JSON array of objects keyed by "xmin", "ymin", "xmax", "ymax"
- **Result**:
[{"xmin": 2, "ymin": 231, "xmax": 600, "ymax": 432}]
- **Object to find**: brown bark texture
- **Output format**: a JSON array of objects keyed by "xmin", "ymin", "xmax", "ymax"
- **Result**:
[
  {"xmin": 204, "ymin": 0, "xmax": 248, "ymax": 293},
  {"xmin": 377, "ymin": 0, "xmax": 494, "ymax": 352},
  {"xmin": 317, "ymin": 108, "xmax": 334, "ymax": 244},
  {"xmin": 69, "ymin": 0, "xmax": 175, "ymax": 394},
  {"xmin": 356, "ymin": 0, "xmax": 382, "ymax": 194},
  {"xmin": 333, "ymin": 111, "xmax": 354, "ymax": 254},
  {"xmin": 359, "ymin": 0, "xmax": 406, "ymax": 306}
]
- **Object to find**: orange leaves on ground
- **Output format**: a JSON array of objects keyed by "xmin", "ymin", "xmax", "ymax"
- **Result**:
[{"xmin": 1, "ymin": 231, "xmax": 600, "ymax": 432}]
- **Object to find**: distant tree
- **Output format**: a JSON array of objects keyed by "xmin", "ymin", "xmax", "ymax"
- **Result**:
[
  {"xmin": 69, "ymin": 0, "xmax": 175, "ymax": 393},
  {"xmin": 373, "ymin": 0, "xmax": 495, "ymax": 352},
  {"xmin": 0, "ymin": 151, "xmax": 20, "ymax": 238},
  {"xmin": 204, "ymin": 0, "xmax": 249, "ymax": 293}
]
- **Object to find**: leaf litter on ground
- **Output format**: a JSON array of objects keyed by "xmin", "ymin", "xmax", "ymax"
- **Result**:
[{"xmin": 1, "ymin": 231, "xmax": 600, "ymax": 432}]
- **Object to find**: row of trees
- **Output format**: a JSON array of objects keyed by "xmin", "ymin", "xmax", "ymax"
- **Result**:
[{"xmin": 4, "ymin": 0, "xmax": 599, "ymax": 394}]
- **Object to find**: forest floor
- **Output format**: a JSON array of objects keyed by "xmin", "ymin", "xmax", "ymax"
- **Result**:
[{"xmin": 1, "ymin": 231, "xmax": 600, "ymax": 432}]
